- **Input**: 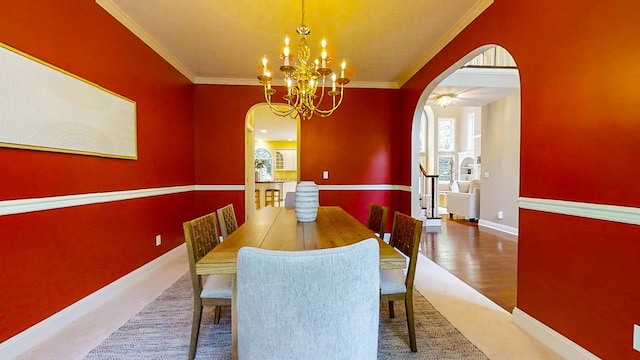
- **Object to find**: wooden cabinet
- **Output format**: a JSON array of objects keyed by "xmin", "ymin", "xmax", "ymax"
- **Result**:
[{"xmin": 275, "ymin": 149, "xmax": 297, "ymax": 170}]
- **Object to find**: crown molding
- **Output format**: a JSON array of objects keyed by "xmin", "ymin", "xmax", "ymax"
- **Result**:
[
  {"xmin": 193, "ymin": 77, "xmax": 398, "ymax": 89},
  {"xmin": 397, "ymin": 0, "xmax": 494, "ymax": 87},
  {"xmin": 96, "ymin": 0, "xmax": 195, "ymax": 82}
]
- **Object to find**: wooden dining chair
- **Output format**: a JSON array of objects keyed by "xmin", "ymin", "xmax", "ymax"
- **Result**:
[
  {"xmin": 366, "ymin": 202, "xmax": 388, "ymax": 240},
  {"xmin": 380, "ymin": 211, "xmax": 423, "ymax": 352},
  {"xmin": 254, "ymin": 189, "xmax": 260, "ymax": 210},
  {"xmin": 183, "ymin": 212, "xmax": 232, "ymax": 360},
  {"xmin": 264, "ymin": 188, "xmax": 281, "ymax": 207},
  {"xmin": 216, "ymin": 203, "xmax": 238, "ymax": 240},
  {"xmin": 236, "ymin": 238, "xmax": 381, "ymax": 359}
]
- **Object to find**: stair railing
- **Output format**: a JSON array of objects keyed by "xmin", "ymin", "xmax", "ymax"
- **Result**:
[{"xmin": 419, "ymin": 164, "xmax": 440, "ymax": 219}]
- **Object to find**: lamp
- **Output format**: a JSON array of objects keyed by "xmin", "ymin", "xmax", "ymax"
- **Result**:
[
  {"xmin": 258, "ymin": 0, "xmax": 350, "ymax": 121},
  {"xmin": 436, "ymin": 94, "xmax": 454, "ymax": 108}
]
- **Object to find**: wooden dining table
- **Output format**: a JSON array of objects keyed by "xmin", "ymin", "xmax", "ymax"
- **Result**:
[
  {"xmin": 195, "ymin": 205, "xmax": 406, "ymax": 358},
  {"xmin": 196, "ymin": 205, "xmax": 406, "ymax": 274}
]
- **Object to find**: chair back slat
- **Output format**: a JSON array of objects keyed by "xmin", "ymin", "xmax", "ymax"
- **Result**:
[
  {"xmin": 183, "ymin": 212, "xmax": 221, "ymax": 291},
  {"xmin": 217, "ymin": 203, "xmax": 238, "ymax": 239},
  {"xmin": 366, "ymin": 202, "xmax": 388, "ymax": 238},
  {"xmin": 389, "ymin": 211, "xmax": 423, "ymax": 288}
]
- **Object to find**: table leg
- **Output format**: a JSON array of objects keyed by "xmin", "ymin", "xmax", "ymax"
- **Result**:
[{"xmin": 232, "ymin": 276, "xmax": 237, "ymax": 360}]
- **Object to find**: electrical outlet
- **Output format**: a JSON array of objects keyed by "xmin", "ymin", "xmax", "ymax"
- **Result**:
[
  {"xmin": 155, "ymin": 234, "xmax": 162, "ymax": 246},
  {"xmin": 634, "ymin": 324, "xmax": 640, "ymax": 352},
  {"xmin": 323, "ymin": 170, "xmax": 329, "ymax": 179}
]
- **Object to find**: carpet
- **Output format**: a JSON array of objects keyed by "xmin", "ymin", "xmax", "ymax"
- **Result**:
[{"xmin": 85, "ymin": 273, "xmax": 488, "ymax": 359}]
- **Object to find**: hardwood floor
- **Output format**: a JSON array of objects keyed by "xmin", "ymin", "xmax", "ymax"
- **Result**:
[{"xmin": 419, "ymin": 215, "xmax": 518, "ymax": 312}]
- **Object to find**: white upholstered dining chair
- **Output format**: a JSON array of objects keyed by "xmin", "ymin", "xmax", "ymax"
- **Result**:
[
  {"xmin": 183, "ymin": 212, "xmax": 232, "ymax": 360},
  {"xmin": 380, "ymin": 211, "xmax": 423, "ymax": 352},
  {"xmin": 236, "ymin": 238, "xmax": 381, "ymax": 359}
]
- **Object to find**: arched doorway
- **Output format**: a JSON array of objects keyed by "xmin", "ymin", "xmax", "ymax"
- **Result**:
[
  {"xmin": 411, "ymin": 45, "xmax": 521, "ymax": 235},
  {"xmin": 411, "ymin": 45, "xmax": 521, "ymax": 311},
  {"xmin": 244, "ymin": 104, "xmax": 300, "ymax": 219}
]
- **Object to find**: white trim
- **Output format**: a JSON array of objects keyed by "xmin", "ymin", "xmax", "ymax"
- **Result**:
[
  {"xmin": 478, "ymin": 219, "xmax": 518, "ymax": 236},
  {"xmin": 194, "ymin": 185, "xmax": 245, "ymax": 191},
  {"xmin": 95, "ymin": 0, "xmax": 195, "ymax": 82},
  {"xmin": 193, "ymin": 77, "xmax": 398, "ymax": 89},
  {"xmin": 318, "ymin": 184, "xmax": 407, "ymax": 191},
  {"xmin": 0, "ymin": 245, "xmax": 186, "ymax": 359},
  {"xmin": 0, "ymin": 184, "xmax": 407, "ymax": 217},
  {"xmin": 519, "ymin": 197, "xmax": 640, "ymax": 226},
  {"xmin": 0, "ymin": 185, "xmax": 194, "ymax": 216},
  {"xmin": 513, "ymin": 308, "xmax": 600, "ymax": 360},
  {"xmin": 397, "ymin": 0, "xmax": 494, "ymax": 87}
]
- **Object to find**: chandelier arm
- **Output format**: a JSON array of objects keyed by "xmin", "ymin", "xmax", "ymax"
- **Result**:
[
  {"xmin": 312, "ymin": 77, "xmax": 327, "ymax": 111},
  {"xmin": 263, "ymin": 88, "xmax": 297, "ymax": 118},
  {"xmin": 312, "ymin": 88, "xmax": 344, "ymax": 116}
]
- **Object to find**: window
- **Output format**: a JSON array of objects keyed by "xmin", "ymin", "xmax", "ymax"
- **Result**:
[
  {"xmin": 419, "ymin": 111, "xmax": 426, "ymax": 153},
  {"xmin": 254, "ymin": 148, "xmax": 273, "ymax": 181},
  {"xmin": 438, "ymin": 155, "xmax": 455, "ymax": 182},
  {"xmin": 438, "ymin": 118, "xmax": 454, "ymax": 152},
  {"xmin": 467, "ymin": 113, "xmax": 475, "ymax": 150}
]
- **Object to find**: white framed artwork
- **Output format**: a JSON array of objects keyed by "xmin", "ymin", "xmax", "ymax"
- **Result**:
[{"xmin": 0, "ymin": 42, "xmax": 137, "ymax": 159}]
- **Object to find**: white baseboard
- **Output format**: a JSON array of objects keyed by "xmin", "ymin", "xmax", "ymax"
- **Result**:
[
  {"xmin": 478, "ymin": 219, "xmax": 518, "ymax": 236},
  {"xmin": 0, "ymin": 245, "xmax": 186, "ymax": 359},
  {"xmin": 513, "ymin": 307, "xmax": 600, "ymax": 360}
]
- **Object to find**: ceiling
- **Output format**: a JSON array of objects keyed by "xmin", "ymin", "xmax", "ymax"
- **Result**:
[
  {"xmin": 97, "ymin": 0, "xmax": 493, "ymax": 88},
  {"xmin": 95, "ymin": 0, "xmax": 519, "ymax": 142}
]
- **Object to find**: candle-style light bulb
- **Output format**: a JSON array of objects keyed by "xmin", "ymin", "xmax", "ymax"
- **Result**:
[
  {"xmin": 283, "ymin": 36, "xmax": 290, "ymax": 66},
  {"xmin": 262, "ymin": 56, "xmax": 268, "ymax": 76},
  {"xmin": 332, "ymin": 73, "xmax": 336, "ymax": 91},
  {"xmin": 321, "ymin": 39, "xmax": 327, "ymax": 68},
  {"xmin": 341, "ymin": 60, "xmax": 346, "ymax": 78}
]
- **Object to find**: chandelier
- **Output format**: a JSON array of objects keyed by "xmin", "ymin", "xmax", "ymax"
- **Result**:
[
  {"xmin": 257, "ymin": 0, "xmax": 350, "ymax": 121},
  {"xmin": 436, "ymin": 94, "xmax": 455, "ymax": 108}
]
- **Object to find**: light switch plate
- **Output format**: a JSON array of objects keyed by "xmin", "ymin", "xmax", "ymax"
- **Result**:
[
  {"xmin": 155, "ymin": 234, "xmax": 162, "ymax": 246},
  {"xmin": 323, "ymin": 170, "xmax": 329, "ymax": 179},
  {"xmin": 634, "ymin": 324, "xmax": 640, "ymax": 352}
]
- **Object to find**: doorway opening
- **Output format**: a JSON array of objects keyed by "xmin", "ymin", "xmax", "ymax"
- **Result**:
[
  {"xmin": 411, "ymin": 45, "xmax": 521, "ymax": 236},
  {"xmin": 245, "ymin": 104, "xmax": 300, "ymax": 219},
  {"xmin": 411, "ymin": 45, "xmax": 521, "ymax": 311}
]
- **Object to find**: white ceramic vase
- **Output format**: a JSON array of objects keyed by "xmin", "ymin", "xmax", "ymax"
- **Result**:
[{"xmin": 295, "ymin": 181, "xmax": 319, "ymax": 222}]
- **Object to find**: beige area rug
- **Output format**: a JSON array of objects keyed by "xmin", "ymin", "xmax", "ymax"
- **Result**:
[{"xmin": 85, "ymin": 273, "xmax": 488, "ymax": 359}]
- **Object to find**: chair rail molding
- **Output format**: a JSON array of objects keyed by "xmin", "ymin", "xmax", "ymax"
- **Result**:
[
  {"xmin": 0, "ymin": 184, "xmax": 413, "ymax": 217},
  {"xmin": 519, "ymin": 197, "xmax": 640, "ymax": 226},
  {"xmin": 0, "ymin": 185, "xmax": 194, "ymax": 217}
]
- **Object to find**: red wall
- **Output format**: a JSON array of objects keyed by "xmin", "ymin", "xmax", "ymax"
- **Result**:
[
  {"xmin": 193, "ymin": 85, "xmax": 402, "ymax": 226},
  {"xmin": 400, "ymin": 0, "xmax": 640, "ymax": 357},
  {"xmin": 3, "ymin": 1, "xmax": 637, "ymax": 357},
  {"xmin": 0, "ymin": 1, "xmax": 195, "ymax": 341},
  {"xmin": 301, "ymin": 88, "xmax": 400, "ymax": 223}
]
